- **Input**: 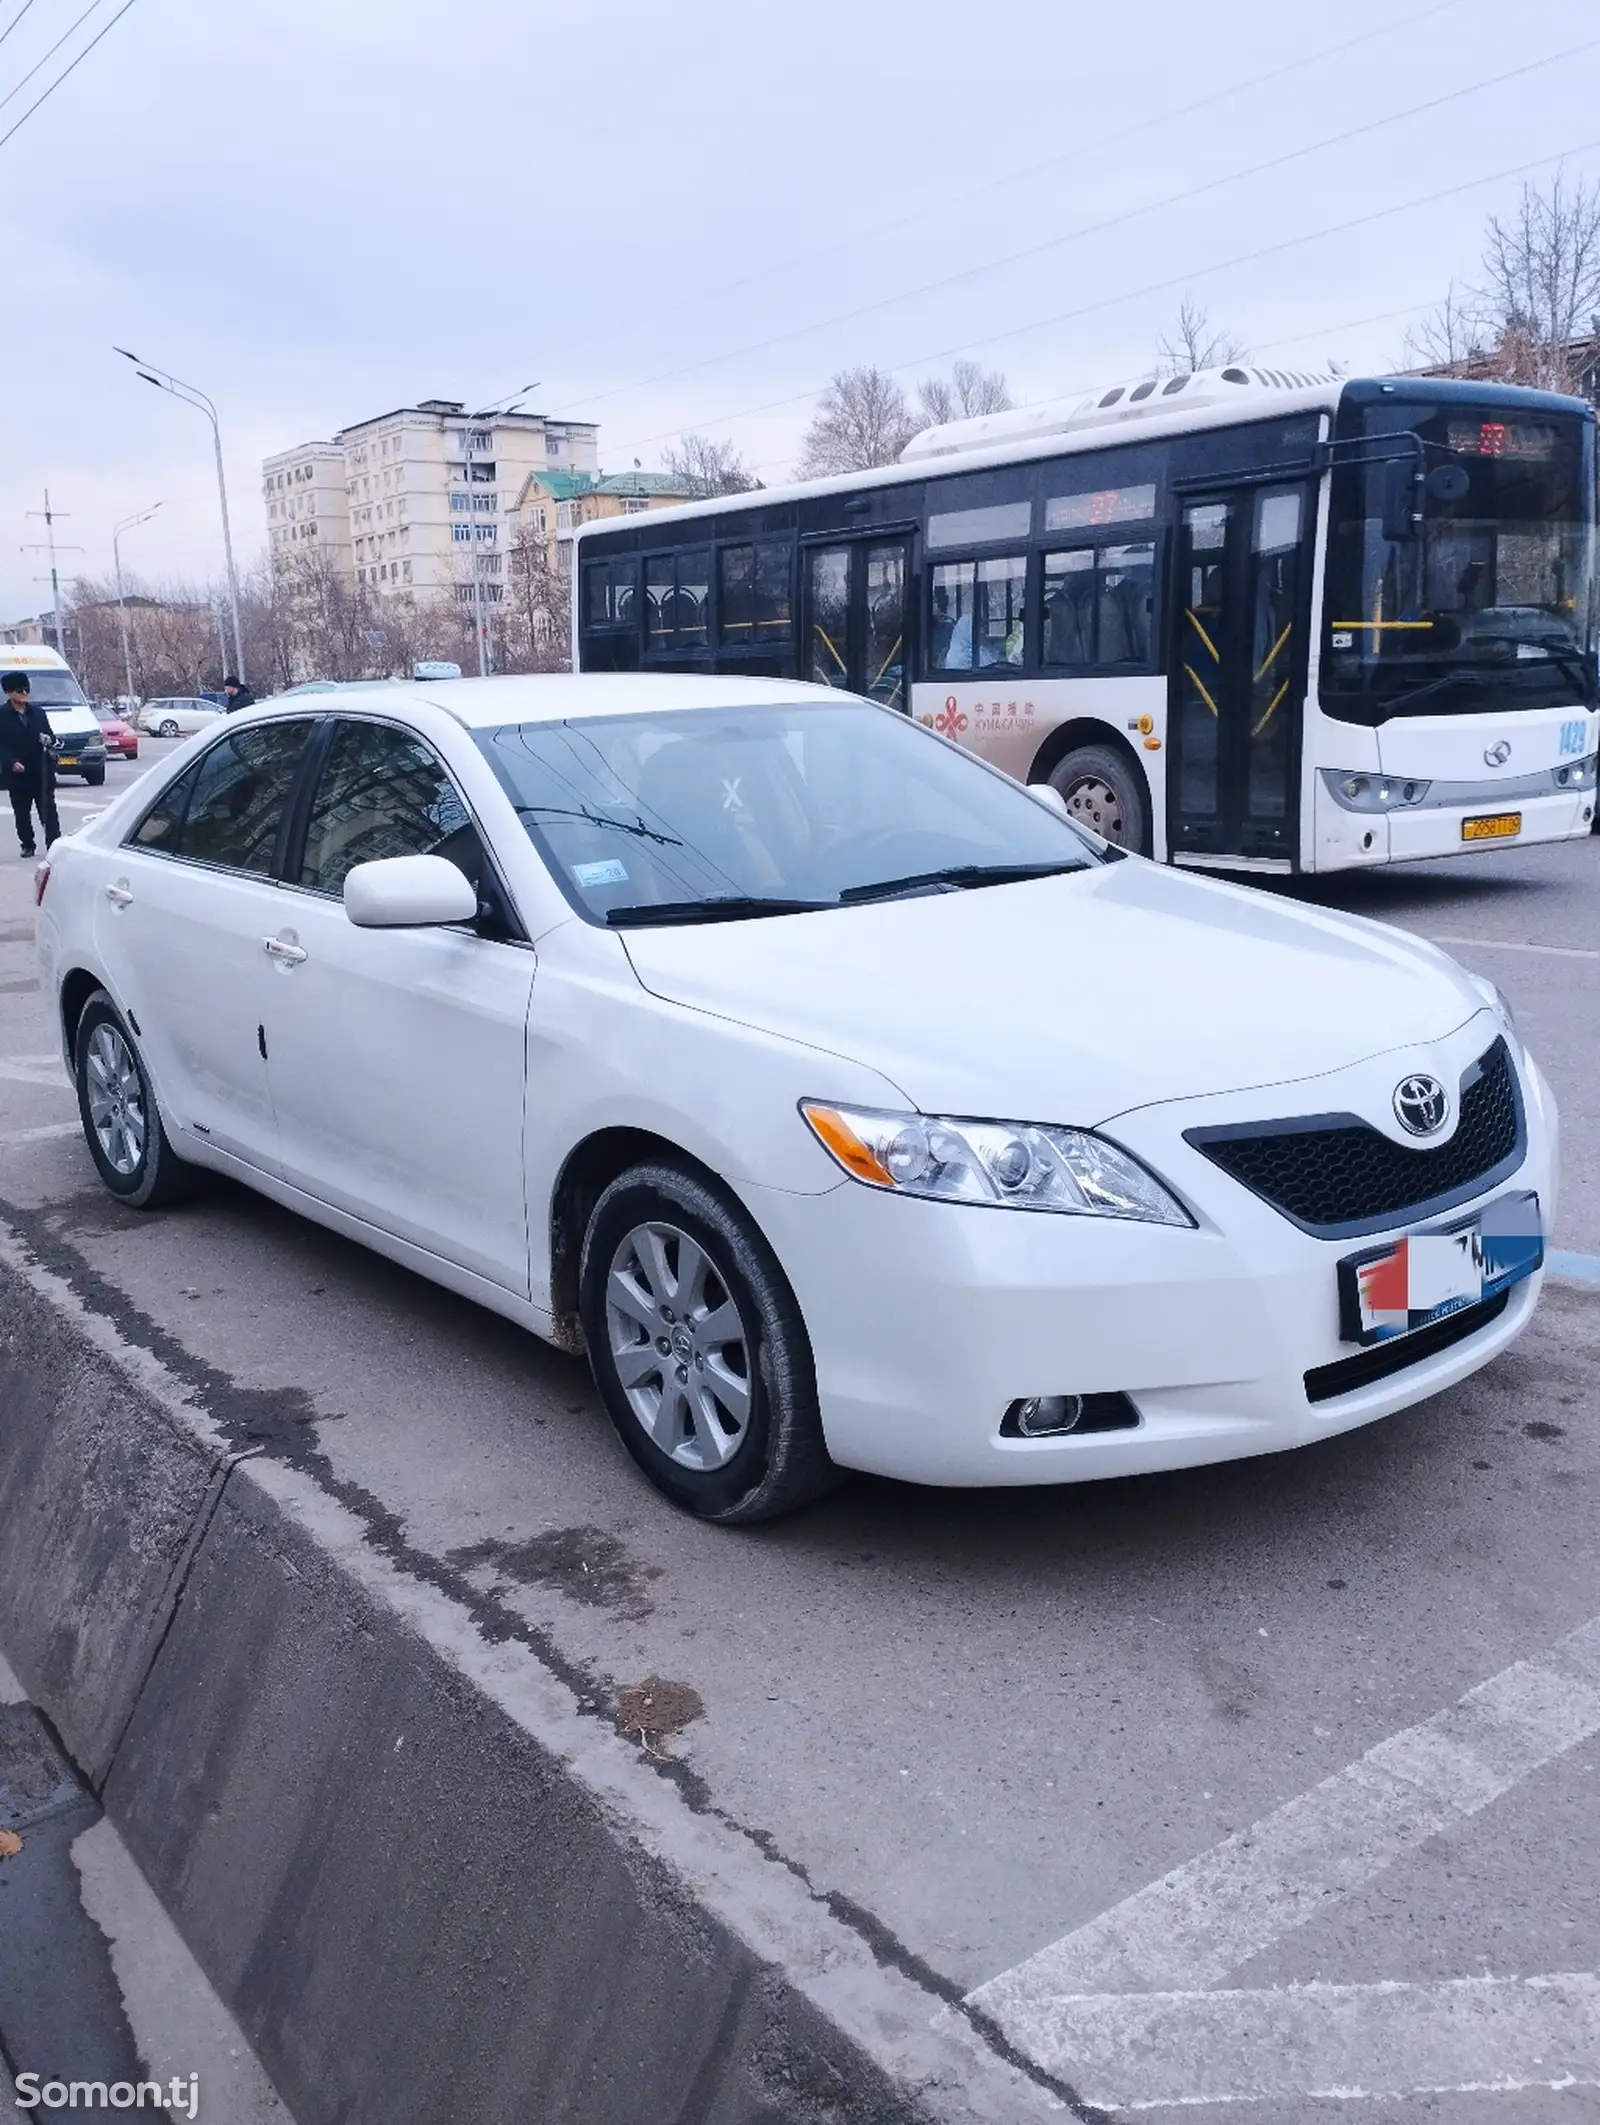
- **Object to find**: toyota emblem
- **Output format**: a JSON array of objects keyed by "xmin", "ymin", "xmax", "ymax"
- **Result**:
[
  {"xmin": 1484, "ymin": 739, "xmax": 1512, "ymax": 767},
  {"xmin": 1393, "ymin": 1074, "xmax": 1449, "ymax": 1137}
]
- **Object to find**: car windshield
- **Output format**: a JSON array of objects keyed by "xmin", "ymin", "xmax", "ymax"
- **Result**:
[
  {"xmin": 10, "ymin": 670, "xmax": 88, "ymax": 709},
  {"xmin": 477, "ymin": 700, "xmax": 1099, "ymax": 924},
  {"xmin": 1323, "ymin": 398, "xmax": 1596, "ymax": 721}
]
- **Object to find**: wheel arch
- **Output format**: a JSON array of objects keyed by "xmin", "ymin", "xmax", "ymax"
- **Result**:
[
  {"xmin": 59, "ymin": 966, "xmax": 106, "ymax": 1067},
  {"xmin": 548, "ymin": 1125, "xmax": 748, "ymax": 1354},
  {"xmin": 1026, "ymin": 715, "xmax": 1148, "ymax": 793}
]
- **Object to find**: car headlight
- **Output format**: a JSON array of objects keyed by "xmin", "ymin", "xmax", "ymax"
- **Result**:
[
  {"xmin": 800, "ymin": 1102, "xmax": 1193, "ymax": 1225},
  {"xmin": 1468, "ymin": 973, "xmax": 1519, "ymax": 1040}
]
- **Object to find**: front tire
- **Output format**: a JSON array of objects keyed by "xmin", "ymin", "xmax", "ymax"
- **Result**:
[
  {"xmin": 74, "ymin": 991, "xmax": 197, "ymax": 1208},
  {"xmin": 579, "ymin": 1161, "xmax": 838, "ymax": 1523},
  {"xmin": 1045, "ymin": 743, "xmax": 1151, "ymax": 854},
  {"xmin": 84, "ymin": 767, "xmax": 105, "ymax": 786}
]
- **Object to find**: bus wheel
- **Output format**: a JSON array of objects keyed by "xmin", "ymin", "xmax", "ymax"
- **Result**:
[{"xmin": 1047, "ymin": 745, "xmax": 1150, "ymax": 855}]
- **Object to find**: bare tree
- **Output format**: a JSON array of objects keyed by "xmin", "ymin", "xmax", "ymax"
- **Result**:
[
  {"xmin": 1405, "ymin": 174, "xmax": 1600, "ymax": 392},
  {"xmin": 915, "ymin": 359, "xmax": 1013, "ymax": 427},
  {"xmin": 1402, "ymin": 283, "xmax": 1495, "ymax": 374},
  {"xmin": 1479, "ymin": 172, "xmax": 1600, "ymax": 391},
  {"xmin": 797, "ymin": 366, "xmax": 917, "ymax": 477},
  {"xmin": 501, "ymin": 522, "xmax": 572, "ymax": 673},
  {"xmin": 1155, "ymin": 297, "xmax": 1248, "ymax": 376},
  {"xmin": 662, "ymin": 432, "xmax": 757, "ymax": 498}
]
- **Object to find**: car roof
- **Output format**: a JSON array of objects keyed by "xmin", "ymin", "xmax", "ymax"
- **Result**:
[
  {"xmin": 0, "ymin": 645, "xmax": 70, "ymax": 670},
  {"xmin": 248, "ymin": 672, "xmax": 857, "ymax": 730}
]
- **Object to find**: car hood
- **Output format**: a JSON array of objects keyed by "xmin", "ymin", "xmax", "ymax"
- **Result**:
[{"xmin": 620, "ymin": 860, "xmax": 1482, "ymax": 1123}]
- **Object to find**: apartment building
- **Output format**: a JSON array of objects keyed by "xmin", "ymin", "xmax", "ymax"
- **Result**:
[
  {"xmin": 262, "ymin": 399, "xmax": 601, "ymax": 607},
  {"xmin": 263, "ymin": 442, "xmax": 352, "ymax": 577}
]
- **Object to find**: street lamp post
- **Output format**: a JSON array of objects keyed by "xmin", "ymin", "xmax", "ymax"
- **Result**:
[
  {"xmin": 114, "ymin": 349, "xmax": 245, "ymax": 684},
  {"xmin": 112, "ymin": 503, "xmax": 162, "ymax": 710},
  {"xmin": 461, "ymin": 385, "xmax": 537, "ymax": 677}
]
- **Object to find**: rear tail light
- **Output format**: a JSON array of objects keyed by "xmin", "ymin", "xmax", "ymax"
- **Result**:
[{"xmin": 33, "ymin": 859, "xmax": 50, "ymax": 907}]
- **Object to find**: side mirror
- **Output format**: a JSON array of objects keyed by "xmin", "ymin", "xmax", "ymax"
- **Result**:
[
  {"xmin": 1031, "ymin": 783, "xmax": 1071, "ymax": 819},
  {"xmin": 1380, "ymin": 460, "xmax": 1423, "ymax": 543},
  {"xmin": 344, "ymin": 853, "xmax": 478, "ymax": 928}
]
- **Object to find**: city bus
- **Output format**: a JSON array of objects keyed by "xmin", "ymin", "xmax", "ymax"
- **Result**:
[{"xmin": 572, "ymin": 370, "xmax": 1597, "ymax": 872}]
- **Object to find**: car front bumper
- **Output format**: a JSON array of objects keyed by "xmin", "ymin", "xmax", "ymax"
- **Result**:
[{"xmin": 744, "ymin": 1018, "xmax": 1556, "ymax": 1487}]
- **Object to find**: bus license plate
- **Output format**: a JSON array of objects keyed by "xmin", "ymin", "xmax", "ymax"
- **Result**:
[{"xmin": 1462, "ymin": 812, "xmax": 1521, "ymax": 841}]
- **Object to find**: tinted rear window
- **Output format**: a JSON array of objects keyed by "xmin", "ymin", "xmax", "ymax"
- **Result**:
[{"xmin": 128, "ymin": 721, "xmax": 312, "ymax": 872}]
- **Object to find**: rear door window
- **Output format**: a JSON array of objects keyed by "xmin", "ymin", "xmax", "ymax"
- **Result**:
[{"xmin": 127, "ymin": 720, "xmax": 312, "ymax": 873}]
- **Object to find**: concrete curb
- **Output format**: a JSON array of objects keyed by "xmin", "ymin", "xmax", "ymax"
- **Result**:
[{"xmin": 0, "ymin": 1221, "xmax": 1083, "ymax": 2125}]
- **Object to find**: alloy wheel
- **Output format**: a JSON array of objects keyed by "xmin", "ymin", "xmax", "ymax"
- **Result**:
[
  {"xmin": 604, "ymin": 1221, "xmax": 753, "ymax": 1471},
  {"xmin": 85, "ymin": 1022, "xmax": 146, "ymax": 1177}
]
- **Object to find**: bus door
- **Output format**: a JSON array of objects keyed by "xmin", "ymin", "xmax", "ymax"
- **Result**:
[
  {"xmin": 1167, "ymin": 483, "xmax": 1310, "ymax": 863},
  {"xmin": 803, "ymin": 538, "xmax": 911, "ymax": 711}
]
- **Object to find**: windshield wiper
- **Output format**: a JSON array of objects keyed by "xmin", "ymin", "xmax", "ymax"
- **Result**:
[
  {"xmin": 839, "ymin": 859, "xmax": 1086, "ymax": 905},
  {"xmin": 605, "ymin": 895, "xmax": 832, "ymax": 926},
  {"xmin": 1370, "ymin": 670, "xmax": 1471, "ymax": 716},
  {"xmin": 1525, "ymin": 644, "xmax": 1595, "ymax": 700}
]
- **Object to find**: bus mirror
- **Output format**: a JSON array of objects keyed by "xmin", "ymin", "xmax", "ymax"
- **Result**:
[
  {"xmin": 1426, "ymin": 462, "xmax": 1471, "ymax": 504},
  {"xmin": 1380, "ymin": 461, "xmax": 1423, "ymax": 543}
]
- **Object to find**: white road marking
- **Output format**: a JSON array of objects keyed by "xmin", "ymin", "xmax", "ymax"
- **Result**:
[
  {"xmin": 0, "ymin": 1120, "xmax": 79, "ymax": 1147},
  {"xmin": 970, "ymin": 1615, "xmax": 1600, "ymax": 2078},
  {"xmin": 1427, "ymin": 932, "xmax": 1600, "ymax": 961},
  {"xmin": 0, "ymin": 1055, "xmax": 69, "ymax": 1089},
  {"xmin": 1019, "ymin": 1974, "xmax": 1600, "ymax": 2109},
  {"xmin": 74, "ymin": 1822, "xmax": 295, "ymax": 2124}
]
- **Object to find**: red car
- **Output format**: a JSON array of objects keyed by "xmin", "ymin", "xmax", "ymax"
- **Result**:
[{"xmin": 94, "ymin": 710, "xmax": 139, "ymax": 760}]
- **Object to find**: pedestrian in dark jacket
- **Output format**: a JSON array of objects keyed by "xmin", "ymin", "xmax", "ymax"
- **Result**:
[
  {"xmin": 2, "ymin": 672, "xmax": 60, "ymax": 857},
  {"xmin": 222, "ymin": 676, "xmax": 255, "ymax": 713}
]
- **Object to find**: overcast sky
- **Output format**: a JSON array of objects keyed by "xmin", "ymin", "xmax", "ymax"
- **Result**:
[{"xmin": 1, "ymin": 0, "xmax": 1597, "ymax": 616}]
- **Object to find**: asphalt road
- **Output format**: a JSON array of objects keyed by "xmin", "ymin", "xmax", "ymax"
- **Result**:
[{"xmin": 2, "ymin": 743, "xmax": 1597, "ymax": 2123}]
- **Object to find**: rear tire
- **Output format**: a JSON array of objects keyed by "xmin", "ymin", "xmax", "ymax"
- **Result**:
[
  {"xmin": 579, "ymin": 1160, "xmax": 839, "ymax": 1523},
  {"xmin": 1045, "ymin": 743, "xmax": 1151, "ymax": 854},
  {"xmin": 156, "ymin": 719, "xmax": 180, "ymax": 739},
  {"xmin": 74, "ymin": 991, "xmax": 198, "ymax": 1208}
]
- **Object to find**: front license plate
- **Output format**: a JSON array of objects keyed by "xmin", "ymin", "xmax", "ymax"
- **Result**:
[
  {"xmin": 1338, "ymin": 1191, "xmax": 1543, "ymax": 1347},
  {"xmin": 56, "ymin": 756, "xmax": 77, "ymax": 768},
  {"xmin": 1462, "ymin": 811, "xmax": 1521, "ymax": 841}
]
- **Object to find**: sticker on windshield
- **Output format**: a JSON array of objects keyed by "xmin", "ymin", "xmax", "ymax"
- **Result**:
[{"xmin": 573, "ymin": 858, "xmax": 629, "ymax": 888}]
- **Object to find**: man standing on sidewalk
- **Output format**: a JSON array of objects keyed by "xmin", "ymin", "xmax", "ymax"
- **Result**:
[{"xmin": 2, "ymin": 671, "xmax": 61, "ymax": 858}]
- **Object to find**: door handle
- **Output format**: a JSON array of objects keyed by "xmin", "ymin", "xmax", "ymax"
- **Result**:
[
  {"xmin": 104, "ymin": 882, "xmax": 133, "ymax": 907},
  {"xmin": 262, "ymin": 936, "xmax": 307, "ymax": 966}
]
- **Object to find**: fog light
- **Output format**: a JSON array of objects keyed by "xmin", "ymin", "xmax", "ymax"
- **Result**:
[
  {"xmin": 1012, "ymin": 1394, "xmax": 1083, "ymax": 1437},
  {"xmin": 1001, "ymin": 1392, "xmax": 1142, "ymax": 1438}
]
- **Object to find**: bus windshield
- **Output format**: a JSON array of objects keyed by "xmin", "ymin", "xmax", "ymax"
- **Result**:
[{"xmin": 1323, "ymin": 398, "xmax": 1596, "ymax": 721}]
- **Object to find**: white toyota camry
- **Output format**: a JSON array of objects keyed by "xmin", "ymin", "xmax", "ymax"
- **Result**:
[{"xmin": 34, "ymin": 675, "xmax": 1555, "ymax": 1521}]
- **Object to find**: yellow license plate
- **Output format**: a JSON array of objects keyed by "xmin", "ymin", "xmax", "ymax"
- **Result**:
[{"xmin": 1462, "ymin": 812, "xmax": 1521, "ymax": 841}]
